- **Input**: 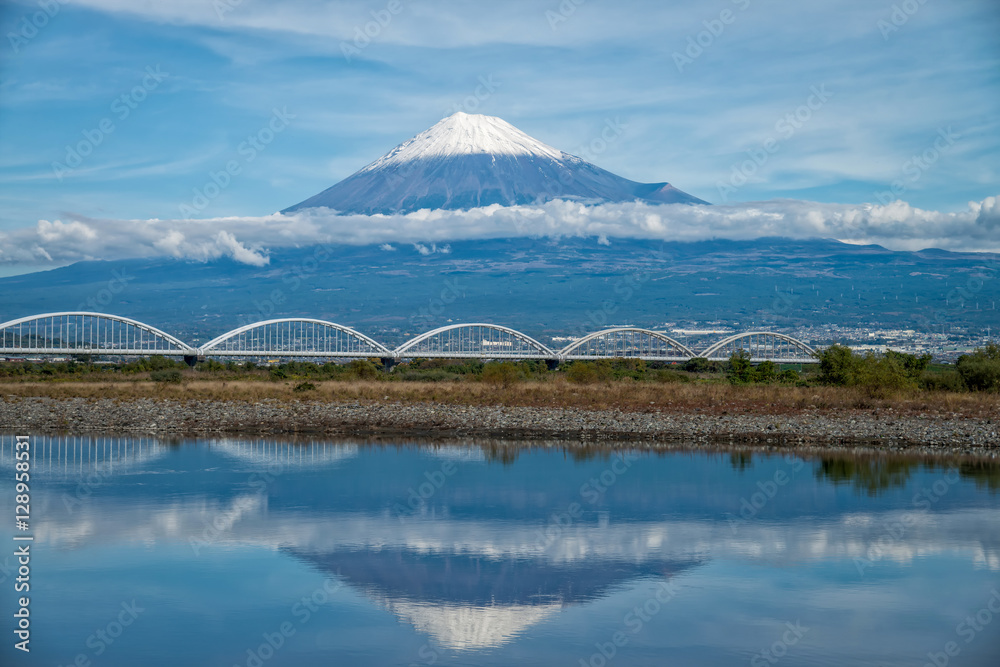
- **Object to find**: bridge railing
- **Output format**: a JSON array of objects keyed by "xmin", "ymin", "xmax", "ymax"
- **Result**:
[
  {"xmin": 0, "ymin": 312, "xmax": 193, "ymax": 356},
  {"xmin": 0, "ymin": 312, "xmax": 820, "ymax": 363}
]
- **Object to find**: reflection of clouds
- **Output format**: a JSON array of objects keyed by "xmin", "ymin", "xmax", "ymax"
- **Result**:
[
  {"xmin": 28, "ymin": 494, "xmax": 1000, "ymax": 572},
  {"xmin": 972, "ymin": 547, "xmax": 1000, "ymax": 571},
  {"xmin": 23, "ymin": 492, "xmax": 1000, "ymax": 654},
  {"xmin": 34, "ymin": 493, "xmax": 267, "ymax": 551},
  {"xmin": 419, "ymin": 447, "xmax": 487, "ymax": 463}
]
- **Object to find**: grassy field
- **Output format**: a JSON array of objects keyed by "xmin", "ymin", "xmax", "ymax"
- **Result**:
[{"xmin": 2, "ymin": 375, "xmax": 998, "ymax": 419}]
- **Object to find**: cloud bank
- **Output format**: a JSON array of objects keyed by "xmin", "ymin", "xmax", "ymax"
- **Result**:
[{"xmin": 0, "ymin": 197, "xmax": 997, "ymax": 268}]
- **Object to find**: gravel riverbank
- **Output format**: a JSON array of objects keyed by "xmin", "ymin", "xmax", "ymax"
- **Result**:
[{"xmin": 1, "ymin": 396, "xmax": 997, "ymax": 457}]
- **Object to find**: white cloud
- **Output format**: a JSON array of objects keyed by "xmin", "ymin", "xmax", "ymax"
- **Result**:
[
  {"xmin": 0, "ymin": 197, "xmax": 997, "ymax": 268},
  {"xmin": 36, "ymin": 219, "xmax": 97, "ymax": 242}
]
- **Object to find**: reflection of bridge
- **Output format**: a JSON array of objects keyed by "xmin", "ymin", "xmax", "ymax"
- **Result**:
[
  {"xmin": 0, "ymin": 313, "xmax": 818, "ymax": 364},
  {"xmin": 0, "ymin": 435, "xmax": 168, "ymax": 477},
  {"xmin": 0, "ymin": 435, "xmax": 358, "ymax": 477}
]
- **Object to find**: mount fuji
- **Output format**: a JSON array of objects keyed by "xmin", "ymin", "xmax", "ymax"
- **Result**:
[{"xmin": 283, "ymin": 112, "xmax": 708, "ymax": 215}]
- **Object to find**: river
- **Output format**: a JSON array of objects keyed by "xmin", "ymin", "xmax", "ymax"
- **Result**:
[{"xmin": 1, "ymin": 435, "xmax": 998, "ymax": 666}]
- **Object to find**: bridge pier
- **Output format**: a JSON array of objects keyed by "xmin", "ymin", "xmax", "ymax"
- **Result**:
[
  {"xmin": 381, "ymin": 357, "xmax": 398, "ymax": 373},
  {"xmin": 183, "ymin": 355, "xmax": 203, "ymax": 368},
  {"xmin": 546, "ymin": 359, "xmax": 560, "ymax": 371}
]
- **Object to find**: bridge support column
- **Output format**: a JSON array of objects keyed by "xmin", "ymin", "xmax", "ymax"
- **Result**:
[
  {"xmin": 183, "ymin": 355, "xmax": 203, "ymax": 368},
  {"xmin": 381, "ymin": 357, "xmax": 398, "ymax": 373},
  {"xmin": 546, "ymin": 359, "xmax": 560, "ymax": 371}
]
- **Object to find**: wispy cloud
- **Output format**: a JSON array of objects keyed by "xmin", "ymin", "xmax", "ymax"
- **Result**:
[
  {"xmin": 1, "ymin": 0, "xmax": 997, "ymax": 231},
  {"xmin": 1, "ymin": 197, "xmax": 996, "ymax": 268}
]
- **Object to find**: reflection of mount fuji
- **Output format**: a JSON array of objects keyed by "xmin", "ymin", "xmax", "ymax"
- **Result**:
[
  {"xmin": 288, "ymin": 546, "xmax": 702, "ymax": 650},
  {"xmin": 24, "ymin": 438, "xmax": 1000, "ymax": 654}
]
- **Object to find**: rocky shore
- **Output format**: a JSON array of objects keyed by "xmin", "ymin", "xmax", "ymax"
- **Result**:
[{"xmin": 1, "ymin": 396, "xmax": 997, "ymax": 457}]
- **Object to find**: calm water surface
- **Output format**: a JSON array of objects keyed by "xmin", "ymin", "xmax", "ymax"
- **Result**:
[{"xmin": 1, "ymin": 435, "xmax": 999, "ymax": 666}]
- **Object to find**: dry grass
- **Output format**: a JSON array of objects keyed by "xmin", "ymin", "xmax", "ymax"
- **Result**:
[{"xmin": 2, "ymin": 377, "xmax": 998, "ymax": 419}]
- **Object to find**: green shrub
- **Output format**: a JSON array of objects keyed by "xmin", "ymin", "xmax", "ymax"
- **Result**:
[
  {"xmin": 397, "ymin": 369, "xmax": 454, "ymax": 382},
  {"xmin": 610, "ymin": 358, "xmax": 646, "ymax": 380},
  {"xmin": 885, "ymin": 350, "xmax": 932, "ymax": 378},
  {"xmin": 956, "ymin": 344, "xmax": 1000, "ymax": 392},
  {"xmin": 816, "ymin": 345, "xmax": 858, "ymax": 386},
  {"xmin": 566, "ymin": 360, "xmax": 612, "ymax": 384},
  {"xmin": 293, "ymin": 381, "xmax": 316, "ymax": 393},
  {"xmin": 682, "ymin": 357, "xmax": 721, "ymax": 373},
  {"xmin": 197, "ymin": 359, "xmax": 226, "ymax": 372},
  {"xmin": 779, "ymin": 369, "xmax": 800, "ymax": 384},
  {"xmin": 754, "ymin": 360, "xmax": 779, "ymax": 384},
  {"xmin": 345, "ymin": 359, "xmax": 380, "ymax": 380},
  {"xmin": 726, "ymin": 351, "xmax": 755, "ymax": 384},
  {"xmin": 147, "ymin": 355, "xmax": 179, "ymax": 371},
  {"xmin": 919, "ymin": 371, "xmax": 967, "ymax": 392},
  {"xmin": 852, "ymin": 354, "xmax": 916, "ymax": 395},
  {"xmin": 482, "ymin": 362, "xmax": 522, "ymax": 387},
  {"xmin": 150, "ymin": 369, "xmax": 183, "ymax": 384},
  {"xmin": 816, "ymin": 345, "xmax": 931, "ymax": 393},
  {"xmin": 651, "ymin": 369, "xmax": 690, "ymax": 383}
]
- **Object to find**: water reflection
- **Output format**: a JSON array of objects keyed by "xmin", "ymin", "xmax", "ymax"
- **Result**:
[
  {"xmin": 1, "ymin": 436, "xmax": 999, "ymax": 666},
  {"xmin": 811, "ymin": 455, "xmax": 1000, "ymax": 495}
]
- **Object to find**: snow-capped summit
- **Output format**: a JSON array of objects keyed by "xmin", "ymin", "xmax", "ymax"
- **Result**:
[
  {"xmin": 284, "ymin": 113, "xmax": 707, "ymax": 215},
  {"xmin": 363, "ymin": 112, "xmax": 565, "ymax": 167}
]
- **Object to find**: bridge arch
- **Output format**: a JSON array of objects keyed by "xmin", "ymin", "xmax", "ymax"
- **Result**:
[
  {"xmin": 199, "ymin": 319, "xmax": 391, "ymax": 358},
  {"xmin": 559, "ymin": 328, "xmax": 696, "ymax": 361},
  {"xmin": 394, "ymin": 323, "xmax": 555, "ymax": 360},
  {"xmin": 700, "ymin": 332, "xmax": 816, "ymax": 362},
  {"xmin": 0, "ymin": 312, "xmax": 193, "ymax": 356}
]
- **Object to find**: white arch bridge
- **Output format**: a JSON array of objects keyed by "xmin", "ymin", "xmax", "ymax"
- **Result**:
[{"xmin": 0, "ymin": 313, "xmax": 819, "ymax": 365}]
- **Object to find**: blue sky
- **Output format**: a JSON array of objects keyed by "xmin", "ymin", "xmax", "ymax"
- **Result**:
[{"xmin": 0, "ymin": 0, "xmax": 998, "ymax": 270}]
